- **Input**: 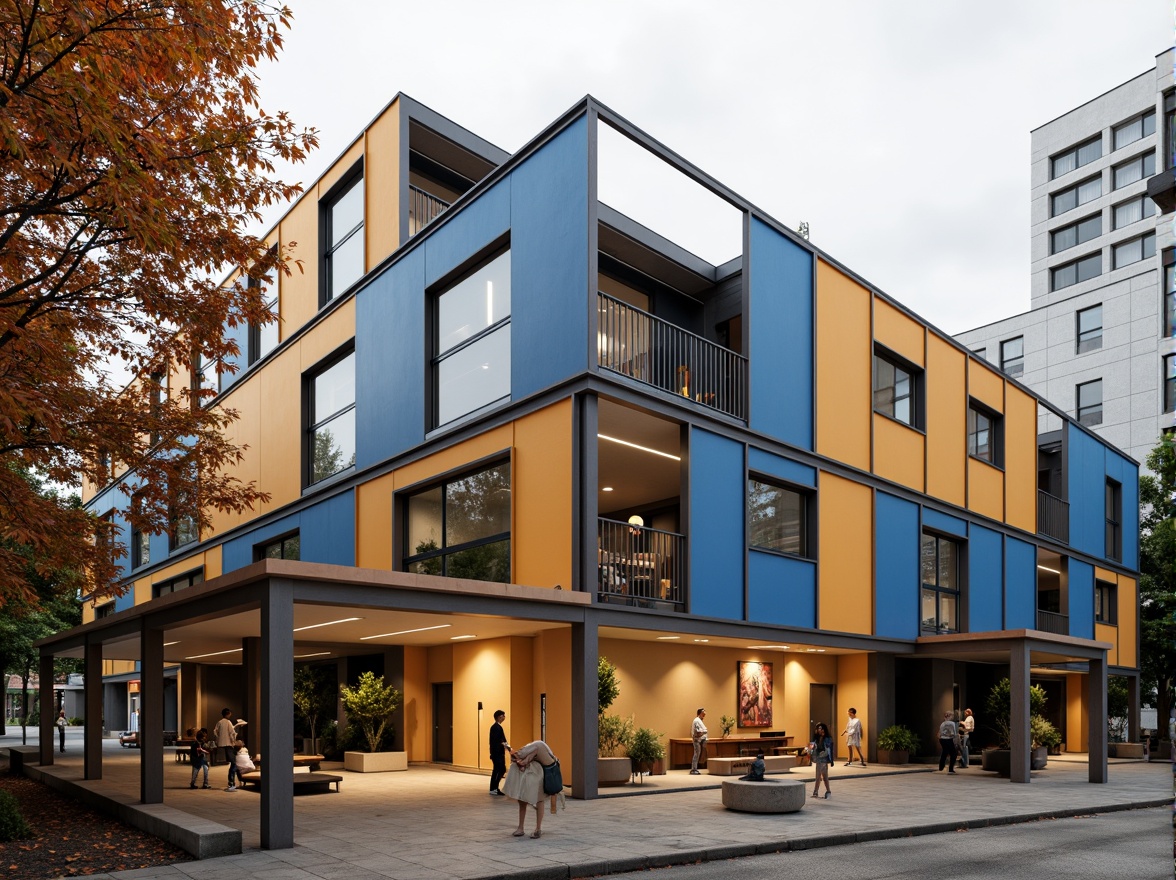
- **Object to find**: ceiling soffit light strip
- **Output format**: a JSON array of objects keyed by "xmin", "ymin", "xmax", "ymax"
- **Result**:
[
  {"xmin": 184, "ymin": 648, "xmax": 243, "ymax": 660},
  {"xmin": 293, "ymin": 617, "xmax": 363, "ymax": 633},
  {"xmin": 597, "ymin": 433, "xmax": 681, "ymax": 461},
  {"xmin": 361, "ymin": 624, "xmax": 452, "ymax": 641},
  {"xmin": 295, "ymin": 652, "xmax": 331, "ymax": 659},
  {"xmin": 1036, "ymin": 565, "xmax": 1061, "ymax": 574}
]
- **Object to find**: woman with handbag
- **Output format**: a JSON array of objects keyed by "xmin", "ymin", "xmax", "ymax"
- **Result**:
[{"xmin": 502, "ymin": 740, "xmax": 564, "ymax": 838}]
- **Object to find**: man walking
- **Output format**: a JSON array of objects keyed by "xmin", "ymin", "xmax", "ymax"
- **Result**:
[
  {"xmin": 690, "ymin": 708, "xmax": 708, "ymax": 775},
  {"xmin": 488, "ymin": 710, "xmax": 508, "ymax": 795}
]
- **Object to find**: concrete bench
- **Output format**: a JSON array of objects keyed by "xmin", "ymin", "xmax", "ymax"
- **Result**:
[
  {"xmin": 721, "ymin": 778, "xmax": 806, "ymax": 813},
  {"xmin": 238, "ymin": 771, "xmax": 341, "ymax": 794},
  {"xmin": 774, "ymin": 746, "xmax": 810, "ymax": 765},
  {"xmin": 706, "ymin": 754, "xmax": 797, "ymax": 776}
]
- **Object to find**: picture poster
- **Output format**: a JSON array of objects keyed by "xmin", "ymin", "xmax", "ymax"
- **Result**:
[{"xmin": 737, "ymin": 661, "xmax": 773, "ymax": 728}]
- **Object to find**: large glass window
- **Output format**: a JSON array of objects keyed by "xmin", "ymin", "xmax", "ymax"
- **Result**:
[
  {"xmin": 256, "ymin": 532, "xmax": 300, "ymax": 561},
  {"xmin": 306, "ymin": 349, "xmax": 356, "ymax": 485},
  {"xmin": 403, "ymin": 462, "xmax": 511, "ymax": 583},
  {"xmin": 1112, "ymin": 232, "xmax": 1156, "ymax": 269},
  {"xmin": 1113, "ymin": 111, "xmax": 1156, "ymax": 151},
  {"xmin": 130, "ymin": 492, "xmax": 150, "ymax": 570},
  {"xmin": 1113, "ymin": 152, "xmax": 1156, "ymax": 190},
  {"xmin": 1112, "ymin": 194, "xmax": 1156, "ymax": 229},
  {"xmin": 323, "ymin": 174, "xmax": 364, "ymax": 303},
  {"xmin": 1051, "ymin": 175, "xmax": 1101, "ymax": 217},
  {"xmin": 1050, "ymin": 214, "xmax": 1101, "ymax": 255},
  {"xmin": 1076, "ymin": 379, "xmax": 1103, "ymax": 426},
  {"xmin": 1051, "ymin": 136, "xmax": 1102, "ymax": 179},
  {"xmin": 1105, "ymin": 478, "xmax": 1121, "ymax": 562},
  {"xmin": 1166, "ymin": 264, "xmax": 1176, "ymax": 338},
  {"xmin": 153, "ymin": 568, "xmax": 203, "ymax": 599},
  {"xmin": 873, "ymin": 350, "xmax": 921, "ymax": 428},
  {"xmin": 921, "ymin": 532, "xmax": 960, "ymax": 634},
  {"xmin": 249, "ymin": 261, "xmax": 279, "ymax": 364},
  {"xmin": 1164, "ymin": 355, "xmax": 1176, "ymax": 414},
  {"xmin": 1051, "ymin": 253, "xmax": 1102, "ymax": 291},
  {"xmin": 967, "ymin": 402, "xmax": 1001, "ymax": 465},
  {"xmin": 1076, "ymin": 305, "xmax": 1102, "ymax": 353},
  {"xmin": 748, "ymin": 478, "xmax": 809, "ymax": 557},
  {"xmin": 434, "ymin": 249, "xmax": 511, "ymax": 426},
  {"xmin": 1094, "ymin": 580, "xmax": 1117, "ymax": 624},
  {"xmin": 1000, "ymin": 337, "xmax": 1024, "ymax": 378}
]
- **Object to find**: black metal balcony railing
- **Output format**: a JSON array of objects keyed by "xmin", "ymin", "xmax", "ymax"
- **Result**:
[
  {"xmin": 597, "ymin": 292, "xmax": 748, "ymax": 421},
  {"xmin": 408, "ymin": 185, "xmax": 450, "ymax": 236},
  {"xmin": 1035, "ymin": 609, "xmax": 1069, "ymax": 635},
  {"xmin": 597, "ymin": 518, "xmax": 684, "ymax": 610},
  {"xmin": 1037, "ymin": 489, "xmax": 1069, "ymax": 543}
]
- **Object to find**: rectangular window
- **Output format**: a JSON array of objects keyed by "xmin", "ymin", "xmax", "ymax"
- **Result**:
[
  {"xmin": 98, "ymin": 510, "xmax": 116, "ymax": 564},
  {"xmin": 1051, "ymin": 175, "xmax": 1102, "ymax": 217},
  {"xmin": 1164, "ymin": 355, "xmax": 1176, "ymax": 414},
  {"xmin": 169, "ymin": 458, "xmax": 198, "ymax": 552},
  {"xmin": 94, "ymin": 603, "xmax": 115, "ymax": 619},
  {"xmin": 872, "ymin": 349, "xmax": 922, "ymax": 428},
  {"xmin": 1076, "ymin": 379, "xmax": 1103, "ymax": 426},
  {"xmin": 921, "ymin": 531, "xmax": 961, "ymax": 634},
  {"xmin": 748, "ymin": 478, "xmax": 809, "ymax": 557},
  {"xmin": 152, "ymin": 568, "xmax": 204, "ymax": 599},
  {"xmin": 322, "ymin": 172, "xmax": 364, "ymax": 304},
  {"xmin": 433, "ymin": 248, "xmax": 511, "ymax": 427},
  {"xmin": 193, "ymin": 353, "xmax": 217, "ymax": 400},
  {"xmin": 967, "ymin": 402, "xmax": 1001, "ymax": 465},
  {"xmin": 403, "ymin": 461, "xmax": 511, "ymax": 583},
  {"xmin": 130, "ymin": 493, "xmax": 150, "ymax": 570},
  {"xmin": 1000, "ymin": 336, "xmax": 1024, "ymax": 378},
  {"xmin": 256, "ymin": 532, "xmax": 301, "ymax": 561},
  {"xmin": 248, "ymin": 260, "xmax": 279, "ymax": 365},
  {"xmin": 1113, "ymin": 110, "xmax": 1156, "ymax": 151},
  {"xmin": 1076, "ymin": 305, "xmax": 1102, "ymax": 353},
  {"xmin": 1167, "ymin": 91, "xmax": 1176, "ymax": 169},
  {"xmin": 1051, "ymin": 252, "xmax": 1102, "ymax": 291},
  {"xmin": 1112, "ymin": 194, "xmax": 1156, "ymax": 228},
  {"xmin": 1112, "ymin": 232, "xmax": 1156, "ymax": 269},
  {"xmin": 1050, "ymin": 214, "xmax": 1102, "ymax": 255},
  {"xmin": 306, "ymin": 348, "xmax": 356, "ymax": 485},
  {"xmin": 1113, "ymin": 152, "xmax": 1156, "ymax": 190},
  {"xmin": 1105, "ymin": 478, "xmax": 1121, "ymax": 562},
  {"xmin": 1051, "ymin": 135, "xmax": 1102, "ymax": 179},
  {"xmin": 1094, "ymin": 580, "xmax": 1117, "ymax": 624}
]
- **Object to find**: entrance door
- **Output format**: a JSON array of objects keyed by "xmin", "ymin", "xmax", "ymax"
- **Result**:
[
  {"xmin": 433, "ymin": 682, "xmax": 453, "ymax": 763},
  {"xmin": 809, "ymin": 683, "xmax": 835, "ymax": 751}
]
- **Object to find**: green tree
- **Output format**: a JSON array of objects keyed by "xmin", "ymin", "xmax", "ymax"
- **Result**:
[
  {"xmin": 339, "ymin": 671, "xmax": 400, "ymax": 753},
  {"xmin": 597, "ymin": 656, "xmax": 620, "ymax": 715},
  {"xmin": 292, "ymin": 665, "xmax": 336, "ymax": 753},
  {"xmin": 1139, "ymin": 439, "xmax": 1176, "ymax": 738}
]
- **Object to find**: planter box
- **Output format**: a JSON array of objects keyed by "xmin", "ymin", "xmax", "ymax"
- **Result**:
[
  {"xmin": 598, "ymin": 756, "xmax": 631, "ymax": 786},
  {"xmin": 876, "ymin": 749, "xmax": 909, "ymax": 765},
  {"xmin": 982, "ymin": 749, "xmax": 1010, "ymax": 776},
  {"xmin": 344, "ymin": 750, "xmax": 407, "ymax": 773},
  {"xmin": 1108, "ymin": 742, "xmax": 1144, "ymax": 759}
]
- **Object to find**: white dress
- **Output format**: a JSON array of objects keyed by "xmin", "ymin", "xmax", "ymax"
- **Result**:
[{"xmin": 844, "ymin": 717, "xmax": 862, "ymax": 747}]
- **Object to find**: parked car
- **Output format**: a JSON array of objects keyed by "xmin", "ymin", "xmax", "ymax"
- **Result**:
[{"xmin": 118, "ymin": 731, "xmax": 139, "ymax": 748}]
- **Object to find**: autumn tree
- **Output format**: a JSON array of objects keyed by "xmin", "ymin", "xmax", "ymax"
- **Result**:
[{"xmin": 0, "ymin": 1, "xmax": 317, "ymax": 609}]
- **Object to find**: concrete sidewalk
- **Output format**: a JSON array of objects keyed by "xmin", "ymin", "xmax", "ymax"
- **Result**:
[{"xmin": 18, "ymin": 744, "xmax": 1173, "ymax": 880}]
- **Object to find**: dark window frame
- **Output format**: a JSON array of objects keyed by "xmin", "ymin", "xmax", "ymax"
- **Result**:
[
  {"xmin": 1165, "ymin": 257, "xmax": 1176, "ymax": 339},
  {"xmin": 168, "ymin": 458, "xmax": 198, "ymax": 553},
  {"xmin": 130, "ymin": 492, "xmax": 150, "ymax": 570},
  {"xmin": 303, "ymin": 341, "xmax": 357, "ymax": 488},
  {"xmin": 319, "ymin": 163, "xmax": 365, "ymax": 308},
  {"xmin": 1163, "ymin": 354, "xmax": 1176, "ymax": 414},
  {"xmin": 1050, "ymin": 174, "xmax": 1102, "ymax": 217},
  {"xmin": 872, "ymin": 346, "xmax": 924, "ymax": 430},
  {"xmin": 1112, "ymin": 150, "xmax": 1157, "ymax": 190},
  {"xmin": 94, "ymin": 602, "xmax": 115, "ymax": 619},
  {"xmin": 967, "ymin": 399, "xmax": 1003, "ymax": 467},
  {"xmin": 1076, "ymin": 379, "xmax": 1103, "ymax": 426},
  {"xmin": 1112, "ymin": 110, "xmax": 1156, "ymax": 151},
  {"xmin": 1050, "ymin": 135, "xmax": 1102, "ymax": 180},
  {"xmin": 1112, "ymin": 193, "xmax": 1156, "ymax": 229},
  {"xmin": 1050, "ymin": 213, "xmax": 1102, "ymax": 255},
  {"xmin": 152, "ymin": 568, "xmax": 204, "ymax": 599},
  {"xmin": 1000, "ymin": 336, "xmax": 1024, "ymax": 378},
  {"xmin": 248, "ymin": 250, "xmax": 280, "ymax": 366},
  {"xmin": 921, "ymin": 530, "xmax": 963, "ymax": 634},
  {"xmin": 1105, "ymin": 478, "xmax": 1122, "ymax": 563},
  {"xmin": 1112, "ymin": 232, "xmax": 1156, "ymax": 270},
  {"xmin": 1076, "ymin": 304, "xmax": 1103, "ymax": 354},
  {"xmin": 254, "ymin": 531, "xmax": 301, "ymax": 562},
  {"xmin": 747, "ymin": 475, "xmax": 813, "ymax": 560},
  {"xmin": 1051, "ymin": 252, "xmax": 1102, "ymax": 291},
  {"xmin": 1094, "ymin": 580, "xmax": 1118, "ymax": 625}
]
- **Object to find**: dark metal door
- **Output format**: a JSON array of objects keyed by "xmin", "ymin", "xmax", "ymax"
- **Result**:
[{"xmin": 433, "ymin": 682, "xmax": 453, "ymax": 763}]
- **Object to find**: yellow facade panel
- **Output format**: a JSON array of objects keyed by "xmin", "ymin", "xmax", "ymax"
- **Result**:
[
  {"xmin": 278, "ymin": 195, "xmax": 321, "ymax": 337},
  {"xmin": 1095, "ymin": 622, "xmax": 1118, "ymax": 666},
  {"xmin": 818, "ymin": 472, "xmax": 873, "ymax": 634},
  {"xmin": 403, "ymin": 645, "xmax": 429, "ymax": 761},
  {"xmin": 815, "ymin": 260, "xmax": 871, "ymax": 470},
  {"xmin": 1064, "ymin": 672, "xmax": 1088, "ymax": 753},
  {"xmin": 1116, "ymin": 576, "xmax": 1137, "ymax": 668},
  {"xmin": 355, "ymin": 472, "xmax": 395, "ymax": 571},
  {"xmin": 365, "ymin": 100, "xmax": 402, "ymax": 264},
  {"xmin": 925, "ymin": 335, "xmax": 966, "ymax": 506},
  {"xmin": 872, "ymin": 413, "xmax": 925, "ymax": 492},
  {"xmin": 299, "ymin": 298, "xmax": 356, "ymax": 371},
  {"xmin": 319, "ymin": 141, "xmax": 365, "ymax": 199},
  {"xmin": 532, "ymin": 629, "xmax": 571, "ymax": 777},
  {"xmin": 207, "ymin": 376, "xmax": 263, "ymax": 537},
  {"xmin": 967, "ymin": 459, "xmax": 1004, "ymax": 521},
  {"xmin": 513, "ymin": 401, "xmax": 573, "ymax": 590},
  {"xmin": 1003, "ymin": 385, "xmax": 1036, "ymax": 532},
  {"xmin": 256, "ymin": 346, "xmax": 303, "ymax": 513},
  {"xmin": 452, "ymin": 639, "xmax": 513, "ymax": 768},
  {"xmin": 394, "ymin": 425, "xmax": 514, "ymax": 491},
  {"xmin": 835, "ymin": 654, "xmax": 869, "ymax": 762},
  {"xmin": 873, "ymin": 298, "xmax": 925, "ymax": 367},
  {"xmin": 967, "ymin": 358, "xmax": 1005, "ymax": 413}
]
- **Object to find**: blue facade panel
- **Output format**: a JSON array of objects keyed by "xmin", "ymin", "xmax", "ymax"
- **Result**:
[
  {"xmin": 222, "ymin": 512, "xmax": 300, "ymax": 573},
  {"xmin": 689, "ymin": 429, "xmax": 745, "ymax": 620},
  {"xmin": 875, "ymin": 492, "xmax": 919, "ymax": 639},
  {"xmin": 923, "ymin": 508, "xmax": 967, "ymax": 538},
  {"xmin": 1004, "ymin": 536, "xmax": 1037, "ymax": 630},
  {"xmin": 510, "ymin": 119, "xmax": 589, "ymax": 401},
  {"xmin": 748, "ymin": 218, "xmax": 813, "ymax": 449},
  {"xmin": 968, "ymin": 525, "xmax": 1003, "ymax": 632},
  {"xmin": 1067, "ymin": 424, "xmax": 1105, "ymax": 558},
  {"xmin": 222, "ymin": 491, "xmax": 355, "ymax": 573},
  {"xmin": 1105, "ymin": 450, "xmax": 1139, "ymax": 568},
  {"xmin": 748, "ymin": 552, "xmax": 815, "ymax": 627},
  {"xmin": 423, "ymin": 180, "xmax": 511, "ymax": 288},
  {"xmin": 1068, "ymin": 558, "xmax": 1095, "ymax": 640},
  {"xmin": 747, "ymin": 448, "xmax": 816, "ymax": 487}
]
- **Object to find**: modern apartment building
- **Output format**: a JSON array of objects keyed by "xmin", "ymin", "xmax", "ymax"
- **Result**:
[
  {"xmin": 40, "ymin": 95, "xmax": 1137, "ymax": 850},
  {"xmin": 956, "ymin": 49, "xmax": 1175, "ymax": 470}
]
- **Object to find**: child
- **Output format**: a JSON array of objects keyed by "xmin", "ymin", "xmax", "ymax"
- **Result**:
[
  {"xmin": 189, "ymin": 728, "xmax": 211, "ymax": 789},
  {"xmin": 226, "ymin": 739, "xmax": 255, "ymax": 792}
]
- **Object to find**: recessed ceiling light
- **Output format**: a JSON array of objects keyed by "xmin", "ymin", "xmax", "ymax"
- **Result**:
[
  {"xmin": 602, "ymin": 486, "xmax": 614, "ymax": 492},
  {"xmin": 361, "ymin": 624, "xmax": 451, "ymax": 641},
  {"xmin": 184, "ymin": 648, "xmax": 243, "ymax": 660},
  {"xmin": 294, "ymin": 652, "xmax": 330, "ymax": 659},
  {"xmin": 693, "ymin": 638, "xmax": 709, "ymax": 643},
  {"xmin": 749, "ymin": 645, "xmax": 790, "ymax": 650},
  {"xmin": 164, "ymin": 641, "xmax": 180, "ymax": 647},
  {"xmin": 450, "ymin": 634, "xmax": 477, "ymax": 640},
  {"xmin": 597, "ymin": 433, "xmax": 681, "ymax": 461},
  {"xmin": 805, "ymin": 648, "xmax": 817, "ymax": 652},
  {"xmin": 817, "ymin": 649, "xmax": 826, "ymax": 653},
  {"xmin": 656, "ymin": 636, "xmax": 680, "ymax": 640},
  {"xmin": 1036, "ymin": 564, "xmax": 1060, "ymax": 574},
  {"xmin": 293, "ymin": 617, "xmax": 363, "ymax": 632}
]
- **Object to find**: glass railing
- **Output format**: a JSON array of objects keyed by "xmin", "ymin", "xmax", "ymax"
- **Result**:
[
  {"xmin": 597, "ymin": 518, "xmax": 684, "ymax": 610},
  {"xmin": 597, "ymin": 292, "xmax": 747, "ymax": 420},
  {"xmin": 409, "ymin": 185, "xmax": 451, "ymax": 236}
]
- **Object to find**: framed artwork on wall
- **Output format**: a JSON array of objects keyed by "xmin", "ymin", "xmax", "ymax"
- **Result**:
[{"xmin": 737, "ymin": 660, "xmax": 773, "ymax": 728}]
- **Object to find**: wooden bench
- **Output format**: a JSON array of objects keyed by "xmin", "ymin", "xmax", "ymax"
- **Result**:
[
  {"xmin": 238, "ymin": 771, "xmax": 341, "ymax": 794},
  {"xmin": 254, "ymin": 754, "xmax": 325, "ymax": 772},
  {"xmin": 774, "ymin": 746, "xmax": 810, "ymax": 765},
  {"xmin": 706, "ymin": 754, "xmax": 797, "ymax": 776}
]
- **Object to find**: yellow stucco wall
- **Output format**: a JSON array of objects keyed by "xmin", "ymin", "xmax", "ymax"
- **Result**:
[
  {"xmin": 873, "ymin": 298, "xmax": 924, "ymax": 367},
  {"xmin": 403, "ymin": 645, "xmax": 429, "ymax": 761},
  {"xmin": 835, "ymin": 653, "xmax": 869, "ymax": 762},
  {"xmin": 365, "ymin": 100, "xmax": 402, "ymax": 261},
  {"xmin": 818, "ymin": 472, "xmax": 873, "ymax": 635},
  {"xmin": 1065, "ymin": 671, "xmax": 1088, "ymax": 753},
  {"xmin": 925, "ymin": 337, "xmax": 967, "ymax": 506},
  {"xmin": 967, "ymin": 458, "xmax": 1005, "ymax": 522},
  {"xmin": 968, "ymin": 359, "xmax": 1005, "ymax": 413},
  {"xmin": 816, "ymin": 261, "xmax": 871, "ymax": 471},
  {"xmin": 1116, "ymin": 576, "xmax": 1137, "ymax": 668},
  {"xmin": 873, "ymin": 412, "xmax": 925, "ymax": 492},
  {"xmin": 1003, "ymin": 385, "xmax": 1037, "ymax": 532},
  {"xmin": 1095, "ymin": 623, "xmax": 1118, "ymax": 666}
]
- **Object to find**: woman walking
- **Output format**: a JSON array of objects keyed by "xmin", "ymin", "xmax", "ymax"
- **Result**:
[
  {"xmin": 810, "ymin": 722, "xmax": 834, "ymax": 799},
  {"xmin": 501, "ymin": 740, "xmax": 564, "ymax": 838}
]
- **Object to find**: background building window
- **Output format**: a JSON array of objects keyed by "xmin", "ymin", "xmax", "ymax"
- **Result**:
[
  {"xmin": 306, "ymin": 349, "xmax": 356, "ymax": 485},
  {"xmin": 1112, "ymin": 194, "xmax": 1156, "ymax": 228},
  {"xmin": 1000, "ymin": 336, "xmax": 1024, "ymax": 377},
  {"xmin": 1105, "ymin": 478, "xmax": 1121, "ymax": 562},
  {"xmin": 747, "ymin": 478, "xmax": 809, "ymax": 557},
  {"xmin": 169, "ymin": 459, "xmax": 198, "ymax": 552},
  {"xmin": 1076, "ymin": 379, "xmax": 1103, "ymax": 426},
  {"xmin": 249, "ymin": 260, "xmax": 279, "ymax": 364},
  {"xmin": 967, "ymin": 402, "xmax": 1001, "ymax": 465},
  {"xmin": 130, "ymin": 493, "xmax": 150, "ymax": 569},
  {"xmin": 1164, "ymin": 355, "xmax": 1176, "ymax": 414},
  {"xmin": 322, "ymin": 172, "xmax": 364, "ymax": 304},
  {"xmin": 1050, "ymin": 175, "xmax": 1101, "ymax": 217},
  {"xmin": 403, "ymin": 462, "xmax": 511, "ymax": 583},
  {"xmin": 1112, "ymin": 232, "xmax": 1156, "ymax": 269},
  {"xmin": 1050, "ymin": 135, "xmax": 1101, "ymax": 179},
  {"xmin": 1112, "ymin": 110, "xmax": 1156, "ymax": 151},
  {"xmin": 1050, "ymin": 214, "xmax": 1101, "ymax": 254},
  {"xmin": 1113, "ymin": 152, "xmax": 1156, "ymax": 190},
  {"xmin": 153, "ymin": 569, "xmax": 204, "ymax": 599},
  {"xmin": 434, "ymin": 248, "xmax": 511, "ymax": 427},
  {"xmin": 94, "ymin": 603, "xmax": 115, "ymax": 619},
  {"xmin": 1166, "ymin": 264, "xmax": 1176, "ymax": 338},
  {"xmin": 1076, "ymin": 305, "xmax": 1103, "ymax": 353},
  {"xmin": 1051, "ymin": 253, "xmax": 1102, "ymax": 291},
  {"xmin": 1094, "ymin": 580, "xmax": 1117, "ymax": 624},
  {"xmin": 256, "ymin": 532, "xmax": 300, "ymax": 561},
  {"xmin": 921, "ymin": 532, "xmax": 960, "ymax": 633},
  {"xmin": 1166, "ymin": 91, "xmax": 1176, "ymax": 169},
  {"xmin": 973, "ymin": 347, "xmax": 986, "ymax": 361},
  {"xmin": 872, "ymin": 350, "xmax": 921, "ymax": 427}
]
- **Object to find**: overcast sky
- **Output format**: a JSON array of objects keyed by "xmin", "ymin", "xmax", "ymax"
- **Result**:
[{"xmin": 253, "ymin": 0, "xmax": 1169, "ymax": 336}]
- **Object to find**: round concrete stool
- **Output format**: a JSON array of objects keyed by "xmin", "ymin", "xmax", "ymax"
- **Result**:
[{"xmin": 721, "ymin": 778, "xmax": 805, "ymax": 813}]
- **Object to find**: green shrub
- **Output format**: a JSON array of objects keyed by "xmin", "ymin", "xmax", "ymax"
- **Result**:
[
  {"xmin": 628, "ymin": 726, "xmax": 665, "ymax": 769},
  {"xmin": 877, "ymin": 724, "xmax": 921, "ymax": 752},
  {"xmin": 339, "ymin": 671, "xmax": 400, "ymax": 753},
  {"xmin": 597, "ymin": 656, "xmax": 620, "ymax": 715},
  {"xmin": 68, "ymin": 717, "xmax": 83, "ymax": 726},
  {"xmin": 986, "ymin": 678, "xmax": 1051, "ymax": 750},
  {"xmin": 1030, "ymin": 715, "xmax": 1062, "ymax": 750},
  {"xmin": 0, "ymin": 791, "xmax": 31, "ymax": 842},
  {"xmin": 598, "ymin": 713, "xmax": 634, "ymax": 757}
]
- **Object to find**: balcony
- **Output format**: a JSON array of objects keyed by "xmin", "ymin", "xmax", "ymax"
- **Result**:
[
  {"xmin": 597, "ymin": 517, "xmax": 684, "ymax": 611},
  {"xmin": 597, "ymin": 292, "xmax": 747, "ymax": 420},
  {"xmin": 1037, "ymin": 489, "xmax": 1069, "ymax": 543},
  {"xmin": 408, "ymin": 185, "xmax": 450, "ymax": 236},
  {"xmin": 1035, "ymin": 609, "xmax": 1069, "ymax": 635}
]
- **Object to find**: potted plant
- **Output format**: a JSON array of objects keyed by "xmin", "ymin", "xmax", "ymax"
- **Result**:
[
  {"xmin": 876, "ymin": 725, "xmax": 920, "ymax": 764},
  {"xmin": 340, "ymin": 671, "xmax": 405, "ymax": 773},
  {"xmin": 293, "ymin": 665, "xmax": 335, "ymax": 756},
  {"xmin": 597, "ymin": 657, "xmax": 633, "ymax": 785},
  {"xmin": 982, "ymin": 678, "xmax": 1054, "ymax": 775},
  {"xmin": 628, "ymin": 727, "xmax": 665, "ymax": 784},
  {"xmin": 719, "ymin": 714, "xmax": 736, "ymax": 738}
]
